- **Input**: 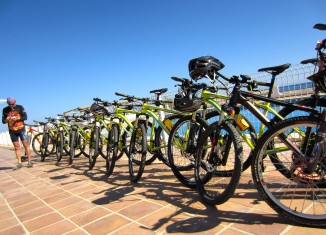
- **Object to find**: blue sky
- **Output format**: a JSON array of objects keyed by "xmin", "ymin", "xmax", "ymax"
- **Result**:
[{"xmin": 0, "ymin": 0, "xmax": 325, "ymax": 132}]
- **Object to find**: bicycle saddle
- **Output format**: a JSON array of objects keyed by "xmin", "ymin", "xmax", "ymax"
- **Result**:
[
  {"xmin": 258, "ymin": 63, "xmax": 291, "ymax": 75},
  {"xmin": 314, "ymin": 23, "xmax": 326, "ymax": 30},
  {"xmin": 150, "ymin": 88, "xmax": 168, "ymax": 95}
]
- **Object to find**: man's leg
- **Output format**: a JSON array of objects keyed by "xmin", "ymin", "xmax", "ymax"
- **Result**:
[
  {"xmin": 12, "ymin": 141, "xmax": 22, "ymax": 169},
  {"xmin": 22, "ymin": 139, "xmax": 31, "ymax": 162}
]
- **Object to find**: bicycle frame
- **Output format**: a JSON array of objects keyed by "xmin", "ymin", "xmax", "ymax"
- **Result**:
[{"xmin": 137, "ymin": 102, "xmax": 188, "ymax": 152}]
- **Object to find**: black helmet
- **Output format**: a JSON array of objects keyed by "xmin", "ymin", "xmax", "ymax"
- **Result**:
[
  {"xmin": 90, "ymin": 103, "xmax": 107, "ymax": 116},
  {"xmin": 307, "ymin": 69, "xmax": 326, "ymax": 93},
  {"xmin": 188, "ymin": 56, "xmax": 225, "ymax": 80},
  {"xmin": 174, "ymin": 95, "xmax": 202, "ymax": 112}
]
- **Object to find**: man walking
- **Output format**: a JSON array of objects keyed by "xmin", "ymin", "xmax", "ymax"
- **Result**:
[{"xmin": 2, "ymin": 97, "xmax": 33, "ymax": 169}]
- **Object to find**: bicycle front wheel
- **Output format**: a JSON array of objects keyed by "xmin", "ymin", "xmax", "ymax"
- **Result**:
[
  {"xmin": 251, "ymin": 116, "xmax": 326, "ymax": 227},
  {"xmin": 106, "ymin": 124, "xmax": 119, "ymax": 176},
  {"xmin": 32, "ymin": 133, "xmax": 55, "ymax": 158},
  {"xmin": 89, "ymin": 127, "xmax": 100, "ymax": 170},
  {"xmin": 195, "ymin": 121, "xmax": 243, "ymax": 205},
  {"xmin": 129, "ymin": 123, "xmax": 146, "ymax": 182},
  {"xmin": 168, "ymin": 115, "xmax": 208, "ymax": 188},
  {"xmin": 69, "ymin": 130, "xmax": 76, "ymax": 165}
]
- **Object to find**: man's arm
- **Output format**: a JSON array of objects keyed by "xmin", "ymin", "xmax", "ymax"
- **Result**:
[{"xmin": 19, "ymin": 106, "xmax": 27, "ymax": 121}]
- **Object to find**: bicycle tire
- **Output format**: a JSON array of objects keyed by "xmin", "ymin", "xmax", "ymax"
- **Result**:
[
  {"xmin": 73, "ymin": 131, "xmax": 84, "ymax": 158},
  {"xmin": 106, "ymin": 124, "xmax": 119, "ymax": 176},
  {"xmin": 154, "ymin": 114, "xmax": 183, "ymax": 167},
  {"xmin": 99, "ymin": 125, "xmax": 111, "ymax": 159},
  {"xmin": 131, "ymin": 121, "xmax": 157, "ymax": 165},
  {"xmin": 80, "ymin": 127, "xmax": 92, "ymax": 158},
  {"xmin": 56, "ymin": 131, "xmax": 64, "ymax": 163},
  {"xmin": 89, "ymin": 127, "xmax": 100, "ymax": 170},
  {"xmin": 206, "ymin": 110, "xmax": 257, "ymax": 171},
  {"xmin": 129, "ymin": 122, "xmax": 146, "ymax": 182},
  {"xmin": 120, "ymin": 125, "xmax": 132, "ymax": 159},
  {"xmin": 32, "ymin": 133, "xmax": 55, "ymax": 157},
  {"xmin": 168, "ymin": 115, "xmax": 209, "ymax": 188},
  {"xmin": 251, "ymin": 116, "xmax": 326, "ymax": 227},
  {"xmin": 69, "ymin": 130, "xmax": 76, "ymax": 165},
  {"xmin": 40, "ymin": 133, "xmax": 49, "ymax": 161},
  {"xmin": 195, "ymin": 121, "xmax": 243, "ymax": 205}
]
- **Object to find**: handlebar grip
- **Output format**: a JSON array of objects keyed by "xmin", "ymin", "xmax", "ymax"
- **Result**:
[
  {"xmin": 255, "ymin": 81, "xmax": 272, "ymax": 87},
  {"xmin": 115, "ymin": 92, "xmax": 131, "ymax": 98},
  {"xmin": 171, "ymin": 76, "xmax": 185, "ymax": 82},
  {"xmin": 215, "ymin": 71, "xmax": 231, "ymax": 82}
]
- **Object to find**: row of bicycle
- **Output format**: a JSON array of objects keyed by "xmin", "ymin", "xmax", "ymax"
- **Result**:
[{"xmin": 29, "ymin": 23, "xmax": 326, "ymax": 227}]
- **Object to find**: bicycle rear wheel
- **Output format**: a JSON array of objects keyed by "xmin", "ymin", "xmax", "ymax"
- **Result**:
[
  {"xmin": 251, "ymin": 116, "xmax": 326, "ymax": 227},
  {"xmin": 195, "ymin": 121, "xmax": 243, "ymax": 205},
  {"xmin": 154, "ymin": 114, "xmax": 182, "ymax": 167},
  {"xmin": 129, "ymin": 123, "xmax": 146, "ymax": 182}
]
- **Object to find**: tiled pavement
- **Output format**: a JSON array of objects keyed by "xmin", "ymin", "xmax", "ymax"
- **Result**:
[{"xmin": 0, "ymin": 146, "xmax": 325, "ymax": 235}]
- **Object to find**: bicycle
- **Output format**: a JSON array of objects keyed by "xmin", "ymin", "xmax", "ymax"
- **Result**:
[
  {"xmin": 32, "ymin": 118, "xmax": 58, "ymax": 161},
  {"xmin": 169, "ymin": 54, "xmax": 326, "ymax": 191},
  {"xmin": 87, "ymin": 99, "xmax": 118, "ymax": 176},
  {"xmin": 115, "ymin": 89, "xmax": 186, "ymax": 182},
  {"xmin": 250, "ymin": 23, "xmax": 326, "ymax": 226},
  {"xmin": 68, "ymin": 111, "xmax": 93, "ymax": 165},
  {"xmin": 55, "ymin": 115, "xmax": 72, "ymax": 164}
]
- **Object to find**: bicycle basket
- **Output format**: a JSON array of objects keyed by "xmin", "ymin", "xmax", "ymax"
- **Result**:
[
  {"xmin": 307, "ymin": 69, "xmax": 326, "ymax": 93},
  {"xmin": 173, "ymin": 94, "xmax": 202, "ymax": 112},
  {"xmin": 90, "ymin": 103, "xmax": 107, "ymax": 116}
]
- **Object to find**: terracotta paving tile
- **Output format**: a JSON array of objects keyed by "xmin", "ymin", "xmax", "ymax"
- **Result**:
[
  {"xmin": 218, "ymin": 228, "xmax": 249, "ymax": 235},
  {"xmin": 4, "ymin": 191, "xmax": 32, "ymax": 203},
  {"xmin": 17, "ymin": 206, "xmax": 54, "ymax": 222},
  {"xmin": 23, "ymin": 212, "xmax": 64, "ymax": 232},
  {"xmin": 29, "ymin": 219, "xmax": 79, "ymax": 235},
  {"xmin": 6, "ymin": 194, "xmax": 39, "ymax": 209},
  {"xmin": 285, "ymin": 226, "xmax": 326, "ymax": 234},
  {"xmin": 118, "ymin": 200, "xmax": 163, "ymax": 221},
  {"xmin": 49, "ymin": 195, "xmax": 84, "ymax": 210},
  {"xmin": 68, "ymin": 183, "xmax": 99, "ymax": 195},
  {"xmin": 0, "ymin": 204, "xmax": 8, "ymax": 213},
  {"xmin": 42, "ymin": 191, "xmax": 72, "ymax": 204},
  {"xmin": 0, "ymin": 216, "xmax": 19, "ymax": 231},
  {"xmin": 69, "ymin": 206, "xmax": 111, "ymax": 226},
  {"xmin": 13, "ymin": 200, "xmax": 47, "ymax": 215},
  {"xmin": 63, "ymin": 228, "xmax": 89, "ymax": 235},
  {"xmin": 0, "ymin": 147, "xmax": 324, "ymax": 234},
  {"xmin": 231, "ymin": 210, "xmax": 291, "ymax": 234},
  {"xmin": 110, "ymin": 222, "xmax": 156, "ymax": 235},
  {"xmin": 31, "ymin": 187, "xmax": 65, "ymax": 198},
  {"xmin": 0, "ymin": 209, "xmax": 13, "ymax": 221},
  {"xmin": 58, "ymin": 200, "xmax": 97, "ymax": 217},
  {"xmin": 93, "ymin": 194, "xmax": 140, "ymax": 212},
  {"xmin": 0, "ymin": 224, "xmax": 26, "ymax": 235},
  {"xmin": 138, "ymin": 206, "xmax": 183, "ymax": 232},
  {"xmin": 83, "ymin": 213, "xmax": 131, "ymax": 234}
]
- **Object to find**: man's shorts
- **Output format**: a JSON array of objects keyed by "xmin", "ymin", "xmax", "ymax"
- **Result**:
[{"xmin": 10, "ymin": 131, "xmax": 27, "ymax": 143}]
